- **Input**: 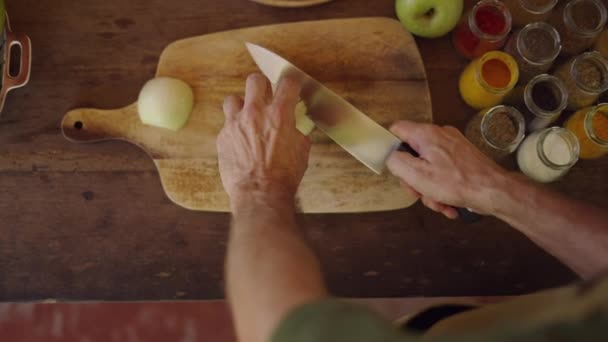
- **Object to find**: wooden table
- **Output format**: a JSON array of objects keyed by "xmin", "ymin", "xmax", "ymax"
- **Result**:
[{"xmin": 1, "ymin": 0, "xmax": 604, "ymax": 301}]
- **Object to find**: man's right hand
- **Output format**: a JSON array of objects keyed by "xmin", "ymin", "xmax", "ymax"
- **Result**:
[{"xmin": 386, "ymin": 120, "xmax": 510, "ymax": 220}]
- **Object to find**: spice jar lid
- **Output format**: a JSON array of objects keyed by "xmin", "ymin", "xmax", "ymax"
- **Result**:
[
  {"xmin": 481, "ymin": 105, "xmax": 526, "ymax": 151},
  {"xmin": 537, "ymin": 127, "xmax": 580, "ymax": 169},
  {"xmin": 524, "ymin": 74, "xmax": 569, "ymax": 118},
  {"xmin": 517, "ymin": 22, "xmax": 561, "ymax": 65},
  {"xmin": 469, "ymin": 0, "xmax": 513, "ymax": 42},
  {"xmin": 572, "ymin": 51, "xmax": 608, "ymax": 94},
  {"xmin": 519, "ymin": 0, "xmax": 558, "ymax": 14},
  {"xmin": 564, "ymin": 0, "xmax": 608, "ymax": 37}
]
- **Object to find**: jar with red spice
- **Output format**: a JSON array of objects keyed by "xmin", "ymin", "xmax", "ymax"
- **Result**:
[{"xmin": 453, "ymin": 0, "xmax": 513, "ymax": 59}]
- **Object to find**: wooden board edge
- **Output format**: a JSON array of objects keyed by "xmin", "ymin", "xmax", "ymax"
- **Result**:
[
  {"xmin": 156, "ymin": 17, "xmax": 407, "ymax": 73},
  {"xmin": 152, "ymin": 157, "xmax": 422, "ymax": 214}
]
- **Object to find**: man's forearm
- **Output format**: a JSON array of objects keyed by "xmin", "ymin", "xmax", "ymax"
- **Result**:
[
  {"xmin": 492, "ymin": 174, "xmax": 608, "ymax": 279},
  {"xmin": 227, "ymin": 191, "xmax": 328, "ymax": 342}
]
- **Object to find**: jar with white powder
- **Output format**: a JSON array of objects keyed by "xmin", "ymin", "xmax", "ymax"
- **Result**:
[{"xmin": 517, "ymin": 127, "xmax": 580, "ymax": 183}]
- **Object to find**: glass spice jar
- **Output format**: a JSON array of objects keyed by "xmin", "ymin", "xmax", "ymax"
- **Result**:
[
  {"xmin": 549, "ymin": 0, "xmax": 607, "ymax": 56},
  {"xmin": 554, "ymin": 51, "xmax": 608, "ymax": 110},
  {"xmin": 564, "ymin": 103, "xmax": 608, "ymax": 159},
  {"xmin": 502, "ymin": 0, "xmax": 559, "ymax": 28},
  {"xmin": 453, "ymin": 0, "xmax": 513, "ymax": 59},
  {"xmin": 504, "ymin": 22, "xmax": 561, "ymax": 84},
  {"xmin": 517, "ymin": 127, "xmax": 580, "ymax": 183},
  {"xmin": 507, "ymin": 74, "xmax": 569, "ymax": 132},
  {"xmin": 460, "ymin": 51, "xmax": 520, "ymax": 110},
  {"xmin": 465, "ymin": 105, "xmax": 526, "ymax": 164}
]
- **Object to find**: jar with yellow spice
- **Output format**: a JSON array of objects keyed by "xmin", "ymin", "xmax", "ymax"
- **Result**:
[
  {"xmin": 459, "ymin": 51, "xmax": 519, "ymax": 110},
  {"xmin": 565, "ymin": 103, "xmax": 608, "ymax": 159}
]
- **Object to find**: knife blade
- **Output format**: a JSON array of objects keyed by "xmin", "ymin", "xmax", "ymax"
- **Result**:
[
  {"xmin": 245, "ymin": 43, "xmax": 481, "ymax": 222},
  {"xmin": 246, "ymin": 42, "xmax": 406, "ymax": 175}
]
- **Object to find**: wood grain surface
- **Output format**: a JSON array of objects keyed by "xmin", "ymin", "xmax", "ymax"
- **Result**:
[
  {"xmin": 60, "ymin": 18, "xmax": 431, "ymax": 213},
  {"xmin": 2, "ymin": 0, "xmax": 604, "ymax": 301}
]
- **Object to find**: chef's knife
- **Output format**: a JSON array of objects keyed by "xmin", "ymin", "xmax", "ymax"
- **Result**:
[{"xmin": 246, "ymin": 43, "xmax": 480, "ymax": 223}]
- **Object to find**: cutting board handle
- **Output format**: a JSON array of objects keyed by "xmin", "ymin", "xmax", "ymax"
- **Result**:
[
  {"xmin": 3, "ymin": 32, "xmax": 32, "ymax": 88},
  {"xmin": 0, "ymin": 16, "xmax": 32, "ymax": 114},
  {"xmin": 61, "ymin": 104, "xmax": 138, "ymax": 143}
]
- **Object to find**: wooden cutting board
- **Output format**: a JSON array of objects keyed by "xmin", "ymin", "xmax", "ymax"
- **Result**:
[{"xmin": 61, "ymin": 18, "xmax": 432, "ymax": 213}]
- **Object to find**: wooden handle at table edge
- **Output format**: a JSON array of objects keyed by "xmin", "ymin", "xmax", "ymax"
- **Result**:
[
  {"xmin": 248, "ymin": 0, "xmax": 334, "ymax": 7},
  {"xmin": 0, "ymin": 17, "xmax": 32, "ymax": 115}
]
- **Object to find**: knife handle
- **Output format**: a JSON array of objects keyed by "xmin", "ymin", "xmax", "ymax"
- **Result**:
[
  {"xmin": 397, "ymin": 143, "xmax": 482, "ymax": 223},
  {"xmin": 397, "ymin": 142, "xmax": 420, "ymax": 158}
]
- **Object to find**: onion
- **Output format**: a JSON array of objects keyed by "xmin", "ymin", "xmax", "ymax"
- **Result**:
[
  {"xmin": 295, "ymin": 102, "xmax": 316, "ymax": 136},
  {"xmin": 137, "ymin": 77, "xmax": 194, "ymax": 131}
]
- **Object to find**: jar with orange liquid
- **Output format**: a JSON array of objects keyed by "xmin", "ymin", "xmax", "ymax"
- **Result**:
[
  {"xmin": 564, "ymin": 103, "xmax": 608, "ymax": 159},
  {"xmin": 459, "ymin": 51, "xmax": 520, "ymax": 110}
]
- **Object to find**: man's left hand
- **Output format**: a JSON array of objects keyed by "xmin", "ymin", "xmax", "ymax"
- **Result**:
[{"xmin": 217, "ymin": 73, "xmax": 311, "ymax": 207}]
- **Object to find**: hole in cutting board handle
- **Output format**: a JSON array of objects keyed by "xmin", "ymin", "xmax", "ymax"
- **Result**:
[
  {"xmin": 74, "ymin": 121, "xmax": 84, "ymax": 130},
  {"xmin": 8, "ymin": 43, "xmax": 22, "ymax": 78}
]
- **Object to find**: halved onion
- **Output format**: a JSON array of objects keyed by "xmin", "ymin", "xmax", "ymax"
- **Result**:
[{"xmin": 137, "ymin": 77, "xmax": 194, "ymax": 131}]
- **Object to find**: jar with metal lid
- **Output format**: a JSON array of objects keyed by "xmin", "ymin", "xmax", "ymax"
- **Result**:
[
  {"xmin": 453, "ymin": 0, "xmax": 513, "ymax": 59},
  {"xmin": 507, "ymin": 74, "xmax": 569, "ymax": 132},
  {"xmin": 554, "ymin": 51, "xmax": 608, "ymax": 110},
  {"xmin": 502, "ymin": 0, "xmax": 558, "ymax": 28},
  {"xmin": 459, "ymin": 51, "xmax": 519, "ymax": 110},
  {"xmin": 465, "ymin": 105, "xmax": 526, "ymax": 164},
  {"xmin": 565, "ymin": 103, "xmax": 608, "ymax": 159},
  {"xmin": 549, "ymin": 0, "xmax": 607, "ymax": 56},
  {"xmin": 517, "ymin": 127, "xmax": 580, "ymax": 183},
  {"xmin": 504, "ymin": 22, "xmax": 561, "ymax": 83}
]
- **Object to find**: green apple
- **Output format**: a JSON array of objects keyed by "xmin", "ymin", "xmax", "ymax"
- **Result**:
[{"xmin": 396, "ymin": 0, "xmax": 463, "ymax": 38}]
